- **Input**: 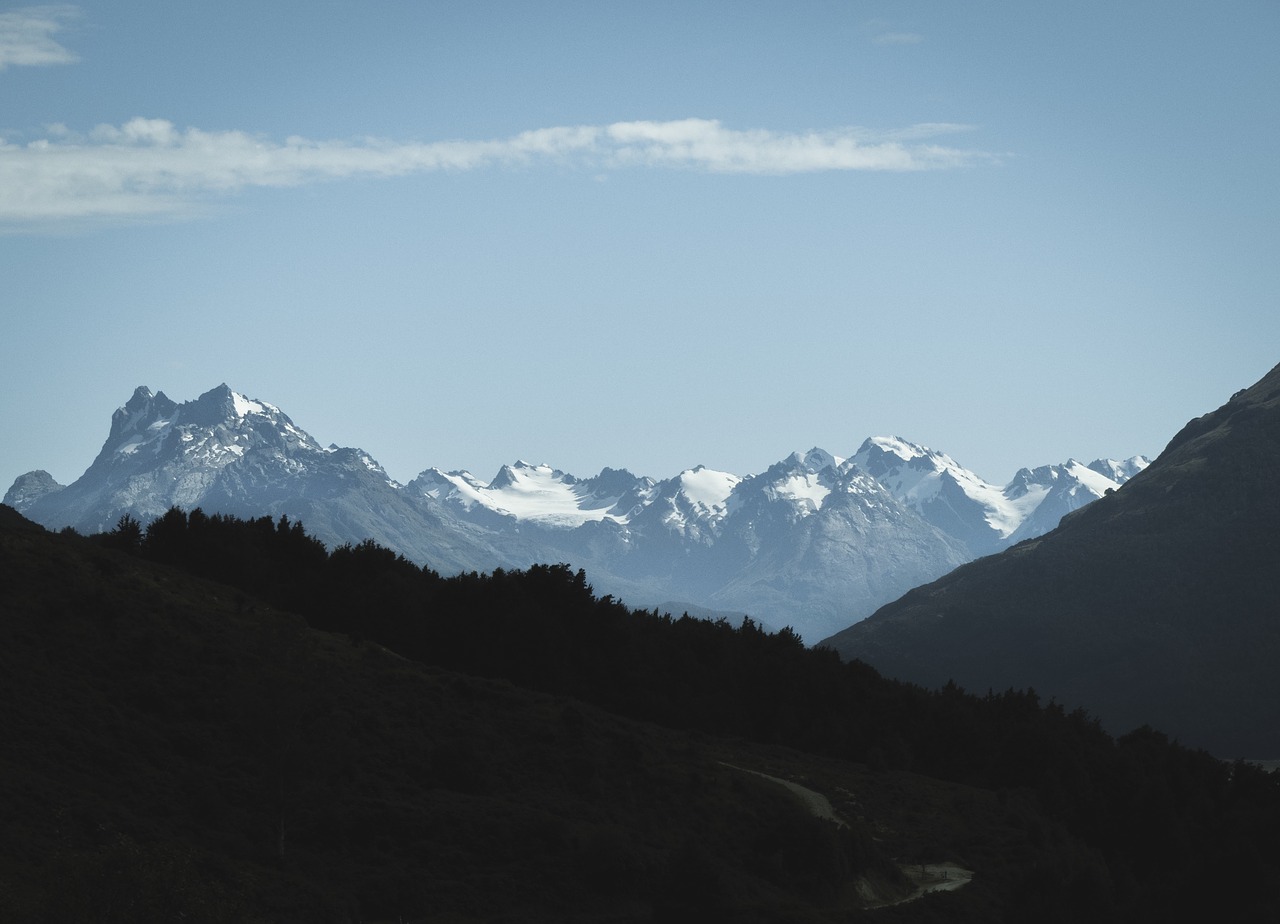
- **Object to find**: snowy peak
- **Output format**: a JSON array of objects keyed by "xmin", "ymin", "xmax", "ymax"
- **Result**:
[
  {"xmin": 410, "ymin": 461, "xmax": 651, "ymax": 528},
  {"xmin": 411, "ymin": 436, "xmax": 1144, "ymax": 558},
  {"xmin": 587, "ymin": 467, "xmax": 651, "ymax": 501},
  {"xmin": 1088, "ymin": 456, "xmax": 1152, "ymax": 483},
  {"xmin": 999, "ymin": 458, "xmax": 1150, "ymax": 546},
  {"xmin": 628, "ymin": 465, "xmax": 741, "ymax": 541},
  {"xmin": 850, "ymin": 435, "xmax": 1017, "ymax": 545},
  {"xmin": 732, "ymin": 449, "xmax": 844, "ymax": 519},
  {"xmin": 1007, "ymin": 458, "xmax": 1133, "ymax": 499},
  {"xmin": 106, "ymin": 386, "xmax": 178, "ymax": 452},
  {"xmin": 488, "ymin": 460, "xmax": 559, "ymax": 491},
  {"xmin": 853, "ymin": 435, "xmax": 931, "ymax": 468},
  {"xmin": 674, "ymin": 465, "xmax": 740, "ymax": 512},
  {"xmin": 782, "ymin": 447, "xmax": 842, "ymax": 475},
  {"xmin": 849, "ymin": 435, "xmax": 975, "ymax": 502},
  {"xmin": 847, "ymin": 437, "xmax": 1154, "ymax": 554},
  {"xmin": 100, "ymin": 384, "xmax": 322, "ymax": 467}
]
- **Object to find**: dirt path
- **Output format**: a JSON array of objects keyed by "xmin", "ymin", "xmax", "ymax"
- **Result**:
[
  {"xmin": 720, "ymin": 762, "xmax": 973, "ymax": 908},
  {"xmin": 719, "ymin": 762, "xmax": 845, "ymax": 827},
  {"xmin": 893, "ymin": 862, "xmax": 973, "ymax": 901}
]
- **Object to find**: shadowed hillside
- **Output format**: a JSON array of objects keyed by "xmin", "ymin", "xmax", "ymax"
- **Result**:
[
  {"xmin": 4, "ymin": 504, "xmax": 1280, "ymax": 920},
  {"xmin": 824, "ymin": 362, "xmax": 1280, "ymax": 758}
]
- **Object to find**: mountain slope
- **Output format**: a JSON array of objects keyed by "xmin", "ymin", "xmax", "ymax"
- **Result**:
[{"xmin": 823, "ymin": 362, "xmax": 1280, "ymax": 757}]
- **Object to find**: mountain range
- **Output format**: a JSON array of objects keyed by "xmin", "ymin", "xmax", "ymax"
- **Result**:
[
  {"xmin": 5, "ymin": 383, "xmax": 1146, "ymax": 640},
  {"xmin": 824, "ymin": 361, "xmax": 1280, "ymax": 757}
]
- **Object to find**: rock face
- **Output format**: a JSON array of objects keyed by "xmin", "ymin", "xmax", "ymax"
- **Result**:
[
  {"xmin": 823, "ymin": 363, "xmax": 1280, "ymax": 757},
  {"xmin": 6, "ymin": 384, "xmax": 1140, "ymax": 641},
  {"xmin": 2, "ymin": 470, "xmax": 64, "ymax": 510}
]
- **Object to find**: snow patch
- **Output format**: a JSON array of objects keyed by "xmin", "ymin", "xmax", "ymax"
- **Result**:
[
  {"xmin": 1061, "ymin": 459, "xmax": 1121, "ymax": 497},
  {"xmin": 421, "ymin": 463, "xmax": 635, "ymax": 527},
  {"xmin": 677, "ymin": 466, "xmax": 740, "ymax": 511},
  {"xmin": 772, "ymin": 472, "xmax": 832, "ymax": 511},
  {"xmin": 112, "ymin": 415, "xmax": 175, "ymax": 457},
  {"xmin": 231, "ymin": 392, "xmax": 270, "ymax": 418}
]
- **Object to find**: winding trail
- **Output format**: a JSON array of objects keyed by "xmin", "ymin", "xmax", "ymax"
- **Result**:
[
  {"xmin": 719, "ymin": 762, "xmax": 845, "ymax": 827},
  {"xmin": 720, "ymin": 762, "xmax": 973, "ymax": 908},
  {"xmin": 887, "ymin": 862, "xmax": 974, "ymax": 904}
]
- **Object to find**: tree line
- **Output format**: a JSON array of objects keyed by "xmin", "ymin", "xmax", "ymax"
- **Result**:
[{"xmin": 92, "ymin": 506, "xmax": 1280, "ymax": 920}]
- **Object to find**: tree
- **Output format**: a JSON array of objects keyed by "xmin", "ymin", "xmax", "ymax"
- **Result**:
[{"xmin": 106, "ymin": 513, "xmax": 143, "ymax": 553}]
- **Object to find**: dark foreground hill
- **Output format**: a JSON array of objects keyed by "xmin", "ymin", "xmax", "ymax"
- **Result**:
[
  {"xmin": 3, "ymin": 505, "xmax": 1280, "ymax": 920},
  {"xmin": 823, "ymin": 362, "xmax": 1280, "ymax": 758}
]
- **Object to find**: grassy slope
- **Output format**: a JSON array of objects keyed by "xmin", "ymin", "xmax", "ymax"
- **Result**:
[
  {"xmin": 3, "ymin": 509, "xmax": 1018, "ymax": 923},
  {"xmin": 4, "ymin": 505, "xmax": 1279, "ymax": 922}
]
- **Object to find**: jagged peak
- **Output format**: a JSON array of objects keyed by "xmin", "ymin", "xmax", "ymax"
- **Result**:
[
  {"xmin": 188, "ymin": 383, "xmax": 276, "ymax": 420},
  {"xmin": 788, "ymin": 446, "xmax": 839, "ymax": 473},
  {"xmin": 595, "ymin": 465, "xmax": 639, "ymax": 480},
  {"xmin": 853, "ymin": 435, "xmax": 956, "ymax": 482},
  {"xmin": 489, "ymin": 464, "xmax": 518, "ymax": 489},
  {"xmin": 185, "ymin": 384, "xmax": 238, "ymax": 424},
  {"xmin": 119, "ymin": 384, "xmax": 160, "ymax": 412},
  {"xmin": 804, "ymin": 446, "xmax": 838, "ymax": 466},
  {"xmin": 1087, "ymin": 456, "xmax": 1151, "ymax": 483},
  {"xmin": 490, "ymin": 461, "xmax": 568, "ymax": 489},
  {"xmin": 2, "ymin": 469, "xmax": 66, "ymax": 511},
  {"xmin": 861, "ymin": 434, "xmax": 924, "ymax": 457},
  {"xmin": 109, "ymin": 385, "xmax": 178, "ymax": 443}
]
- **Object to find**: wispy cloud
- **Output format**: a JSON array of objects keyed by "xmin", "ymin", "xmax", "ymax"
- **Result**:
[
  {"xmin": 0, "ymin": 5, "xmax": 79, "ymax": 70},
  {"xmin": 0, "ymin": 117, "xmax": 997, "ymax": 226}
]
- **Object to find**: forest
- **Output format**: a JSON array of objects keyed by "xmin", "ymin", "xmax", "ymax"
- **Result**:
[{"xmin": 2, "ymin": 503, "xmax": 1278, "ymax": 921}]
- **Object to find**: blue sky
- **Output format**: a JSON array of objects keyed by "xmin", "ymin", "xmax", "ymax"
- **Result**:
[{"xmin": 2, "ymin": 1, "xmax": 1277, "ymax": 490}]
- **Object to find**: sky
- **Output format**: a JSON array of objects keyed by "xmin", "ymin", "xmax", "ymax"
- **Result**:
[{"xmin": 2, "ymin": 1, "xmax": 1278, "ymax": 491}]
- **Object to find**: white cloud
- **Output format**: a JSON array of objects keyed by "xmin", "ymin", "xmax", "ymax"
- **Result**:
[
  {"xmin": 0, "ymin": 117, "xmax": 997, "ymax": 226},
  {"xmin": 604, "ymin": 119, "xmax": 982, "ymax": 173},
  {"xmin": 0, "ymin": 5, "xmax": 79, "ymax": 70}
]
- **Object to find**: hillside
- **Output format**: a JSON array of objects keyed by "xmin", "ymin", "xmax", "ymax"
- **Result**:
[
  {"xmin": 4, "ymin": 505, "xmax": 1280, "ymax": 920},
  {"xmin": 823, "ymin": 362, "xmax": 1280, "ymax": 758},
  {"xmin": 0, "ymin": 506, "xmax": 917, "ymax": 922}
]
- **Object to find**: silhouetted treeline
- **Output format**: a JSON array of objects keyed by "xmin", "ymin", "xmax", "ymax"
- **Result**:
[{"xmin": 97, "ymin": 507, "xmax": 1280, "ymax": 919}]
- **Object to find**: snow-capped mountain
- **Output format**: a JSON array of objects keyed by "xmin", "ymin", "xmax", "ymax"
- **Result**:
[
  {"xmin": 703, "ymin": 453, "xmax": 971, "ymax": 638},
  {"xmin": 7, "ymin": 385, "xmax": 519, "ymax": 574},
  {"xmin": 850, "ymin": 436, "xmax": 1149, "ymax": 556},
  {"xmin": 1001, "ymin": 457, "xmax": 1149, "ymax": 546},
  {"xmin": 5, "ymin": 384, "xmax": 1146, "ymax": 641}
]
